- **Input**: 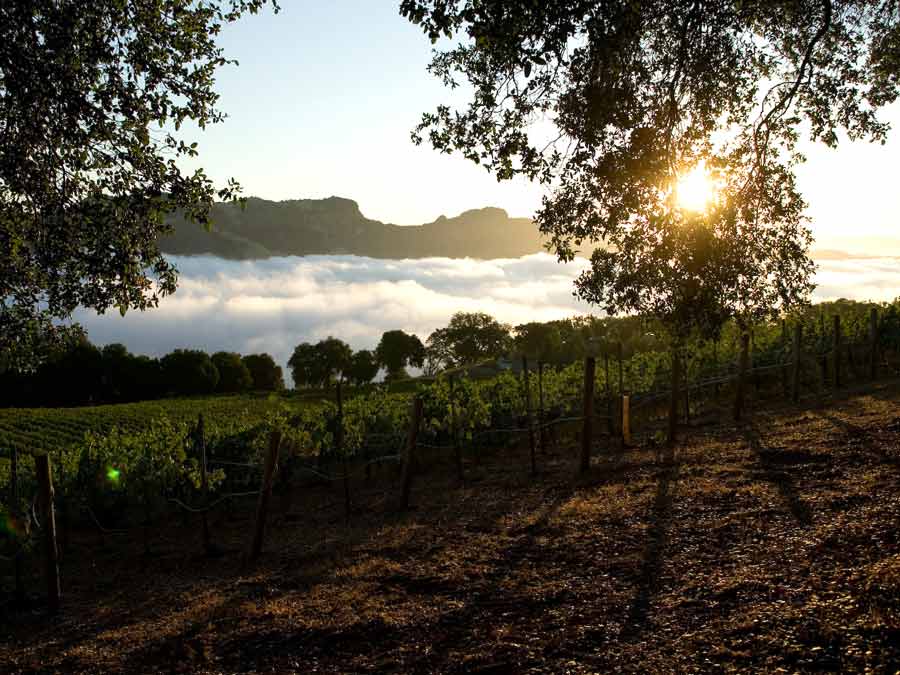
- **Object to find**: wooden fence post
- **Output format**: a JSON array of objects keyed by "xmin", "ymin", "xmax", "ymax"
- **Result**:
[
  {"xmin": 35, "ymin": 454, "xmax": 60, "ymax": 614},
  {"xmin": 622, "ymin": 394, "xmax": 631, "ymax": 446},
  {"xmin": 869, "ymin": 307, "xmax": 879, "ymax": 380},
  {"xmin": 819, "ymin": 312, "xmax": 828, "ymax": 386},
  {"xmin": 617, "ymin": 341, "xmax": 624, "ymax": 397},
  {"xmin": 833, "ymin": 315, "xmax": 842, "ymax": 389},
  {"xmin": 668, "ymin": 348, "xmax": 680, "ymax": 446},
  {"xmin": 734, "ymin": 331, "xmax": 750, "ymax": 422},
  {"xmin": 537, "ymin": 362, "xmax": 546, "ymax": 454},
  {"xmin": 197, "ymin": 413, "xmax": 211, "ymax": 554},
  {"xmin": 10, "ymin": 446, "xmax": 24, "ymax": 606},
  {"xmin": 336, "ymin": 379, "xmax": 351, "ymax": 519},
  {"xmin": 248, "ymin": 431, "xmax": 281, "ymax": 561},
  {"xmin": 580, "ymin": 357, "xmax": 596, "ymax": 473},
  {"xmin": 684, "ymin": 359, "xmax": 691, "ymax": 425},
  {"xmin": 522, "ymin": 356, "xmax": 537, "ymax": 476},
  {"xmin": 792, "ymin": 323, "xmax": 802, "ymax": 403},
  {"xmin": 781, "ymin": 319, "xmax": 789, "ymax": 397},
  {"xmin": 450, "ymin": 375, "xmax": 463, "ymax": 484},
  {"xmin": 604, "ymin": 352, "xmax": 613, "ymax": 434},
  {"xmin": 399, "ymin": 396, "xmax": 423, "ymax": 510},
  {"xmin": 711, "ymin": 338, "xmax": 719, "ymax": 399}
]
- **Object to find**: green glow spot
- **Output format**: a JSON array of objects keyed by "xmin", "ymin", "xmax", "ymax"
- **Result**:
[{"xmin": 106, "ymin": 466, "xmax": 121, "ymax": 484}]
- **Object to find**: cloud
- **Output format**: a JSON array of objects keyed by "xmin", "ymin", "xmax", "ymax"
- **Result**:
[{"xmin": 73, "ymin": 253, "xmax": 900, "ymax": 371}]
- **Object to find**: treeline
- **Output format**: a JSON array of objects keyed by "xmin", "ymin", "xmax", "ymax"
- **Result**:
[
  {"xmin": 0, "ymin": 343, "xmax": 285, "ymax": 408},
  {"xmin": 5, "ymin": 299, "xmax": 898, "ymax": 408},
  {"xmin": 286, "ymin": 312, "xmax": 663, "ymax": 390},
  {"xmin": 290, "ymin": 299, "xmax": 900, "ymax": 390}
]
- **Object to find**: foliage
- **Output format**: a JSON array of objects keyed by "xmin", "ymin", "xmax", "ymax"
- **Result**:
[
  {"xmin": 288, "ymin": 337, "xmax": 352, "ymax": 389},
  {"xmin": 375, "ymin": 330, "xmax": 426, "ymax": 380},
  {"xmin": 426, "ymin": 312, "xmax": 512, "ymax": 372},
  {"xmin": 347, "ymin": 349, "xmax": 380, "ymax": 386},
  {"xmin": 400, "ymin": 0, "xmax": 896, "ymax": 336},
  {"xmin": 514, "ymin": 322, "xmax": 563, "ymax": 364},
  {"xmin": 212, "ymin": 352, "xmax": 254, "ymax": 393},
  {"xmin": 242, "ymin": 353, "xmax": 284, "ymax": 391},
  {"xmin": 161, "ymin": 349, "xmax": 219, "ymax": 397},
  {"xmin": 0, "ymin": 0, "xmax": 279, "ymax": 368}
]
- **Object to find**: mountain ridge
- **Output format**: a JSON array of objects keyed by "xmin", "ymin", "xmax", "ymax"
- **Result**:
[
  {"xmin": 161, "ymin": 197, "xmax": 898, "ymax": 262},
  {"xmin": 161, "ymin": 196, "xmax": 548, "ymax": 260}
]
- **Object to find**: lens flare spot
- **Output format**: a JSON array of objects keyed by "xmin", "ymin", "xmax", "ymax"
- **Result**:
[
  {"xmin": 1, "ymin": 511, "xmax": 24, "ymax": 540},
  {"xmin": 106, "ymin": 466, "xmax": 121, "ymax": 485}
]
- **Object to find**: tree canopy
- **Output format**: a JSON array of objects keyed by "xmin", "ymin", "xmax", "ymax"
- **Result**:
[
  {"xmin": 375, "ymin": 329, "xmax": 426, "ymax": 380},
  {"xmin": 402, "ymin": 0, "xmax": 898, "ymax": 336},
  {"xmin": 426, "ymin": 311, "xmax": 512, "ymax": 371},
  {"xmin": 0, "ymin": 0, "xmax": 277, "ymax": 369},
  {"xmin": 161, "ymin": 349, "xmax": 219, "ymax": 397},
  {"xmin": 288, "ymin": 337, "xmax": 353, "ymax": 388},
  {"xmin": 212, "ymin": 351, "xmax": 253, "ymax": 393},
  {"xmin": 514, "ymin": 322, "xmax": 563, "ymax": 364},
  {"xmin": 241, "ymin": 353, "xmax": 284, "ymax": 392},
  {"xmin": 347, "ymin": 349, "xmax": 380, "ymax": 386}
]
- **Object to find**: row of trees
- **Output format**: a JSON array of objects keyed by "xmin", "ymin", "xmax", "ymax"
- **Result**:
[
  {"xmin": 0, "ymin": 341, "xmax": 284, "ymax": 408},
  {"xmin": 287, "ymin": 312, "xmax": 669, "ymax": 389},
  {"xmin": 7, "ymin": 298, "xmax": 896, "ymax": 407},
  {"xmin": 288, "ymin": 330, "xmax": 426, "ymax": 388}
]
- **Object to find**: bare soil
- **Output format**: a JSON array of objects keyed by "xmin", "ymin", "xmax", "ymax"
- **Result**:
[{"xmin": 2, "ymin": 382, "xmax": 900, "ymax": 674}]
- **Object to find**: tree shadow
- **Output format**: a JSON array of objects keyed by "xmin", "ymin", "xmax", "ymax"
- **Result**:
[
  {"xmin": 206, "ymin": 487, "xmax": 578, "ymax": 673},
  {"xmin": 815, "ymin": 410, "xmax": 900, "ymax": 472},
  {"xmin": 743, "ymin": 425, "xmax": 812, "ymax": 527},
  {"xmin": 618, "ymin": 450, "xmax": 680, "ymax": 640}
]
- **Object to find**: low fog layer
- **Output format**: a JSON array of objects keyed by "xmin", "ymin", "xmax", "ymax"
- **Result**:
[{"xmin": 74, "ymin": 253, "xmax": 900, "ymax": 370}]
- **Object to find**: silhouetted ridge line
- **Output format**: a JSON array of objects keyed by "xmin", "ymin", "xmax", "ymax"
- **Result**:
[{"xmin": 160, "ymin": 196, "xmax": 547, "ymax": 260}]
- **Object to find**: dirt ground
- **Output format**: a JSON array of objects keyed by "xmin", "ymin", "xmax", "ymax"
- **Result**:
[{"xmin": 2, "ymin": 381, "xmax": 900, "ymax": 674}]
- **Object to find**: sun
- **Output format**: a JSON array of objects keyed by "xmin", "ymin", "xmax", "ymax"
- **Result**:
[{"xmin": 675, "ymin": 161, "xmax": 718, "ymax": 213}]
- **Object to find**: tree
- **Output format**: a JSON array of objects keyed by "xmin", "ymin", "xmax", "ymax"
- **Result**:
[
  {"xmin": 288, "ymin": 342, "xmax": 328, "ymax": 389},
  {"xmin": 314, "ymin": 337, "xmax": 353, "ymax": 387},
  {"xmin": 126, "ymin": 355, "xmax": 165, "ymax": 402},
  {"xmin": 347, "ymin": 349, "xmax": 380, "ymax": 386},
  {"xmin": 100, "ymin": 343, "xmax": 132, "ymax": 401},
  {"xmin": 1, "ymin": 0, "xmax": 278, "ymax": 369},
  {"xmin": 514, "ymin": 322, "xmax": 563, "ymax": 364},
  {"xmin": 34, "ymin": 336, "xmax": 103, "ymax": 406},
  {"xmin": 212, "ymin": 351, "xmax": 253, "ymax": 393},
  {"xmin": 426, "ymin": 312, "xmax": 511, "ymax": 371},
  {"xmin": 242, "ymin": 353, "xmax": 284, "ymax": 392},
  {"xmin": 161, "ymin": 350, "xmax": 219, "ymax": 397},
  {"xmin": 401, "ymin": 1, "xmax": 891, "ymax": 339},
  {"xmin": 375, "ymin": 330, "xmax": 426, "ymax": 380}
]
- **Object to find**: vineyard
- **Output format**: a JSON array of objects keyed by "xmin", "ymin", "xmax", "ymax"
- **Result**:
[{"xmin": 2, "ymin": 299, "xmax": 900, "ymax": 614}]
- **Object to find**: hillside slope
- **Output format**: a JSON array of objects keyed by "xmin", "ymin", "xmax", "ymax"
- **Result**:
[
  {"xmin": 4, "ymin": 382, "xmax": 900, "ymax": 673},
  {"xmin": 160, "ymin": 196, "xmax": 548, "ymax": 259}
]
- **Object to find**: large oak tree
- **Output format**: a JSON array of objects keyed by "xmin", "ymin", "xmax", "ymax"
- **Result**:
[
  {"xmin": 401, "ymin": 1, "xmax": 898, "ymax": 338},
  {"xmin": 1, "ymin": 0, "xmax": 277, "ymax": 370}
]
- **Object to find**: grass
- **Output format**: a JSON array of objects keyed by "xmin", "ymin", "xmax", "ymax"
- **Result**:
[{"xmin": 1, "ymin": 380, "xmax": 899, "ymax": 673}]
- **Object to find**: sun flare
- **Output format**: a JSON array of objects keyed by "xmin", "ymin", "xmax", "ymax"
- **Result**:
[{"xmin": 675, "ymin": 162, "xmax": 717, "ymax": 213}]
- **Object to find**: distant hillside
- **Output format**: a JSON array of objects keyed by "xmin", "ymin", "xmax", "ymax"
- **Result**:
[{"xmin": 160, "ymin": 197, "xmax": 548, "ymax": 259}]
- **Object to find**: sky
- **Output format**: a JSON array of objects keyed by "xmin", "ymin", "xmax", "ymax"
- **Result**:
[{"xmin": 179, "ymin": 1, "xmax": 900, "ymax": 253}]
